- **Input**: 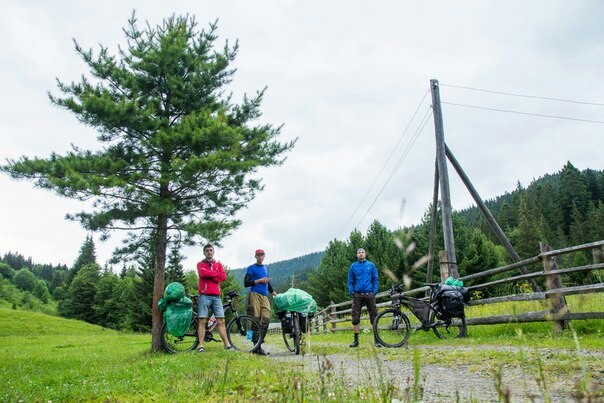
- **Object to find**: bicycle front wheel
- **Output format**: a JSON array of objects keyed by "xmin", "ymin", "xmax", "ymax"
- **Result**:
[
  {"xmin": 161, "ymin": 319, "xmax": 199, "ymax": 354},
  {"xmin": 373, "ymin": 308, "xmax": 410, "ymax": 348},
  {"xmin": 226, "ymin": 314, "xmax": 262, "ymax": 352},
  {"xmin": 293, "ymin": 314, "xmax": 301, "ymax": 355},
  {"xmin": 429, "ymin": 307, "xmax": 466, "ymax": 339}
]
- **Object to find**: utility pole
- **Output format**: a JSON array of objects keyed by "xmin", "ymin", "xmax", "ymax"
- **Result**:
[{"xmin": 430, "ymin": 79, "xmax": 459, "ymax": 279}]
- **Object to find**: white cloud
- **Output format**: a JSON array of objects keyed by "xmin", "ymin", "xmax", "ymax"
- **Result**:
[{"xmin": 1, "ymin": 1, "xmax": 602, "ymax": 272}]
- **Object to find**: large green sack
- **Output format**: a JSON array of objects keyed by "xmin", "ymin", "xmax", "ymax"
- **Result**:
[
  {"xmin": 165, "ymin": 296, "xmax": 193, "ymax": 337},
  {"xmin": 164, "ymin": 282, "xmax": 185, "ymax": 301},
  {"xmin": 274, "ymin": 288, "xmax": 317, "ymax": 314}
]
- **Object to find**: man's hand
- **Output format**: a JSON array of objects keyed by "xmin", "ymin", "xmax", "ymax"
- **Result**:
[{"xmin": 256, "ymin": 277, "xmax": 270, "ymax": 284}]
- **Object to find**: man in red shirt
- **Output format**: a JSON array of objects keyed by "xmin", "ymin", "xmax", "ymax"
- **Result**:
[{"xmin": 196, "ymin": 244, "xmax": 232, "ymax": 352}]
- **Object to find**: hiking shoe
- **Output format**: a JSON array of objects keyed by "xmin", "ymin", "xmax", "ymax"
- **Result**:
[
  {"xmin": 197, "ymin": 346, "xmax": 205, "ymax": 352},
  {"xmin": 254, "ymin": 348, "xmax": 270, "ymax": 356},
  {"xmin": 349, "ymin": 340, "xmax": 359, "ymax": 348}
]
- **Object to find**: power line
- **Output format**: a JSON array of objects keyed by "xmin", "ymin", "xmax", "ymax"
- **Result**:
[
  {"xmin": 441, "ymin": 83, "xmax": 604, "ymax": 106},
  {"xmin": 336, "ymin": 90, "xmax": 430, "ymax": 239},
  {"xmin": 355, "ymin": 106, "xmax": 433, "ymax": 230},
  {"xmin": 442, "ymin": 101, "xmax": 604, "ymax": 124}
]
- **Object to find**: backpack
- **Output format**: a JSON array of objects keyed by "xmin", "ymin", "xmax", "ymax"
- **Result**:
[{"xmin": 441, "ymin": 290, "xmax": 465, "ymax": 318}]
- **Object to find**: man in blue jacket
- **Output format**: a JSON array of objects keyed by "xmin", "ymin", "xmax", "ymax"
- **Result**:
[{"xmin": 347, "ymin": 248, "xmax": 379, "ymax": 347}]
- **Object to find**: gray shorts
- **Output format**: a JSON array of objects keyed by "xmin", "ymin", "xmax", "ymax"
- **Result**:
[{"xmin": 197, "ymin": 295, "xmax": 224, "ymax": 318}]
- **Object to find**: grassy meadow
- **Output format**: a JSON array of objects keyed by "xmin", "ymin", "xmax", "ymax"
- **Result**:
[{"xmin": 1, "ymin": 294, "xmax": 603, "ymax": 402}]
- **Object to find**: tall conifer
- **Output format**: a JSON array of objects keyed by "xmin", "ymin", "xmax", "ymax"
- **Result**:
[{"xmin": 2, "ymin": 13, "xmax": 295, "ymax": 350}]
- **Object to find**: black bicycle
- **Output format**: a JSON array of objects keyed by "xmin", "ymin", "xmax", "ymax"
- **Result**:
[
  {"xmin": 280, "ymin": 311, "xmax": 310, "ymax": 355},
  {"xmin": 161, "ymin": 290, "xmax": 262, "ymax": 353},
  {"xmin": 373, "ymin": 283, "xmax": 467, "ymax": 348}
]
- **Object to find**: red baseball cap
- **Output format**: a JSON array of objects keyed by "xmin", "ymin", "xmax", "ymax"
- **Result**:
[{"xmin": 255, "ymin": 249, "xmax": 265, "ymax": 255}]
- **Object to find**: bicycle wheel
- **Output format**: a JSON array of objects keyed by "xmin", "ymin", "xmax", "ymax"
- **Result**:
[
  {"xmin": 429, "ymin": 307, "xmax": 466, "ymax": 339},
  {"xmin": 292, "ymin": 314, "xmax": 301, "ymax": 355},
  {"xmin": 226, "ymin": 314, "xmax": 262, "ymax": 352},
  {"xmin": 373, "ymin": 308, "xmax": 410, "ymax": 348},
  {"xmin": 161, "ymin": 319, "xmax": 199, "ymax": 353},
  {"xmin": 283, "ymin": 330, "xmax": 295, "ymax": 352}
]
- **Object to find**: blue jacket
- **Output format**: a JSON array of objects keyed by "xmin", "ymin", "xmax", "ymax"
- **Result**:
[{"xmin": 347, "ymin": 259, "xmax": 379, "ymax": 295}]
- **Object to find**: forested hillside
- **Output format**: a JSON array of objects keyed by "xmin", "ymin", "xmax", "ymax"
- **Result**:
[
  {"xmin": 2, "ymin": 162, "xmax": 602, "ymax": 325},
  {"xmin": 229, "ymin": 251, "xmax": 324, "ymax": 292},
  {"xmin": 302, "ymin": 162, "xmax": 604, "ymax": 307}
]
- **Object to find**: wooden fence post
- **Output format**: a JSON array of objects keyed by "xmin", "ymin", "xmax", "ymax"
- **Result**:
[
  {"xmin": 330, "ymin": 301, "xmax": 337, "ymax": 333},
  {"xmin": 439, "ymin": 250, "xmax": 450, "ymax": 282},
  {"xmin": 593, "ymin": 245, "xmax": 604, "ymax": 264},
  {"xmin": 540, "ymin": 242, "xmax": 567, "ymax": 332}
]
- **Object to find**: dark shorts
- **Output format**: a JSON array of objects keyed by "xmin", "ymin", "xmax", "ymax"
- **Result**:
[{"xmin": 351, "ymin": 292, "xmax": 378, "ymax": 326}]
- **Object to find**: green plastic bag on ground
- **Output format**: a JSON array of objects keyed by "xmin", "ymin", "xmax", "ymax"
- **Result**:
[
  {"xmin": 165, "ymin": 296, "xmax": 193, "ymax": 337},
  {"xmin": 445, "ymin": 276, "xmax": 463, "ymax": 287},
  {"xmin": 274, "ymin": 288, "xmax": 317, "ymax": 314},
  {"xmin": 164, "ymin": 282, "xmax": 185, "ymax": 301}
]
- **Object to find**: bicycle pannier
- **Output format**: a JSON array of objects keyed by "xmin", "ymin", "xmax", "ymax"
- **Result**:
[
  {"xmin": 299, "ymin": 313, "xmax": 308, "ymax": 333},
  {"xmin": 441, "ymin": 290, "xmax": 465, "ymax": 318},
  {"xmin": 279, "ymin": 311, "xmax": 293, "ymax": 334}
]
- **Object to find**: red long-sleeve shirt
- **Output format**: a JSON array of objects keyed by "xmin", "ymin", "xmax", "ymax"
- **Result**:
[{"xmin": 197, "ymin": 259, "xmax": 227, "ymax": 296}]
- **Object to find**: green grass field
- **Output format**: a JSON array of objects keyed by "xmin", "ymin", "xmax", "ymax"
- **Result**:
[{"xmin": 1, "ymin": 296, "xmax": 603, "ymax": 402}]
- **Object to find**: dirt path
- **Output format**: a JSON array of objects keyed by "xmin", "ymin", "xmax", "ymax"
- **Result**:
[{"xmin": 265, "ymin": 342, "xmax": 604, "ymax": 402}]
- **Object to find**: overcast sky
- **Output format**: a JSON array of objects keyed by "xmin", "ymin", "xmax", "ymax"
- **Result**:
[{"xmin": 1, "ymin": 1, "xmax": 603, "ymax": 272}]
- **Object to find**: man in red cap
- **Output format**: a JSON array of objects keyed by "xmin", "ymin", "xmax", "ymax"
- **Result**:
[{"xmin": 244, "ymin": 248, "xmax": 276, "ymax": 355}]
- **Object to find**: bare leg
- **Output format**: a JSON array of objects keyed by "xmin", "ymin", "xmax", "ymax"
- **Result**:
[
  {"xmin": 197, "ymin": 318, "xmax": 207, "ymax": 349},
  {"xmin": 216, "ymin": 318, "xmax": 231, "ymax": 348},
  {"xmin": 353, "ymin": 324, "xmax": 360, "ymax": 333}
]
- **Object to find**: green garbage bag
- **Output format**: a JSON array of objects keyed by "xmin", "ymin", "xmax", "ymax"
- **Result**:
[
  {"xmin": 445, "ymin": 276, "xmax": 464, "ymax": 287},
  {"xmin": 274, "ymin": 288, "xmax": 317, "ymax": 314},
  {"xmin": 165, "ymin": 296, "xmax": 193, "ymax": 337},
  {"xmin": 164, "ymin": 282, "xmax": 185, "ymax": 301}
]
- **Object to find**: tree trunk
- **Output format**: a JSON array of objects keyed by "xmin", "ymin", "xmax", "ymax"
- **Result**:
[{"xmin": 151, "ymin": 212, "xmax": 169, "ymax": 352}]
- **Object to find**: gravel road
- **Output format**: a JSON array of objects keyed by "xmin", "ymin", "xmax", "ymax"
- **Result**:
[{"xmin": 265, "ymin": 341, "xmax": 604, "ymax": 402}]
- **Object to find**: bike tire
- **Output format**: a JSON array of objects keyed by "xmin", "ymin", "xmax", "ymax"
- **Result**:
[
  {"xmin": 283, "ymin": 330, "xmax": 295, "ymax": 352},
  {"xmin": 293, "ymin": 314, "xmax": 301, "ymax": 355},
  {"xmin": 373, "ymin": 308, "xmax": 411, "ymax": 348},
  {"xmin": 226, "ymin": 314, "xmax": 262, "ymax": 352},
  {"xmin": 161, "ymin": 319, "xmax": 199, "ymax": 354},
  {"xmin": 429, "ymin": 306, "xmax": 466, "ymax": 339}
]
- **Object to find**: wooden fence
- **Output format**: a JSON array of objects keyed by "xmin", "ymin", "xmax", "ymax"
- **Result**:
[{"xmin": 308, "ymin": 239, "xmax": 604, "ymax": 334}]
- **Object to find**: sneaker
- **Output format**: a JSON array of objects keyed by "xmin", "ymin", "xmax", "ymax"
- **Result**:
[
  {"xmin": 349, "ymin": 340, "xmax": 359, "ymax": 348},
  {"xmin": 224, "ymin": 346, "xmax": 234, "ymax": 351},
  {"xmin": 374, "ymin": 342, "xmax": 383, "ymax": 348},
  {"xmin": 197, "ymin": 346, "xmax": 205, "ymax": 352}
]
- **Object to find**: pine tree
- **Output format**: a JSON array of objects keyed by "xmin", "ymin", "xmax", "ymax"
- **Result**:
[
  {"xmin": 2, "ymin": 13, "xmax": 295, "ymax": 350},
  {"xmin": 69, "ymin": 235, "xmax": 97, "ymax": 283},
  {"xmin": 165, "ymin": 245, "xmax": 186, "ymax": 285},
  {"xmin": 59, "ymin": 263, "xmax": 101, "ymax": 321},
  {"xmin": 558, "ymin": 162, "xmax": 590, "ymax": 233}
]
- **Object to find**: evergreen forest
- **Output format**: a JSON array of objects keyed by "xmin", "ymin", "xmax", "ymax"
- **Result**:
[{"xmin": 1, "ymin": 161, "xmax": 603, "ymax": 330}]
